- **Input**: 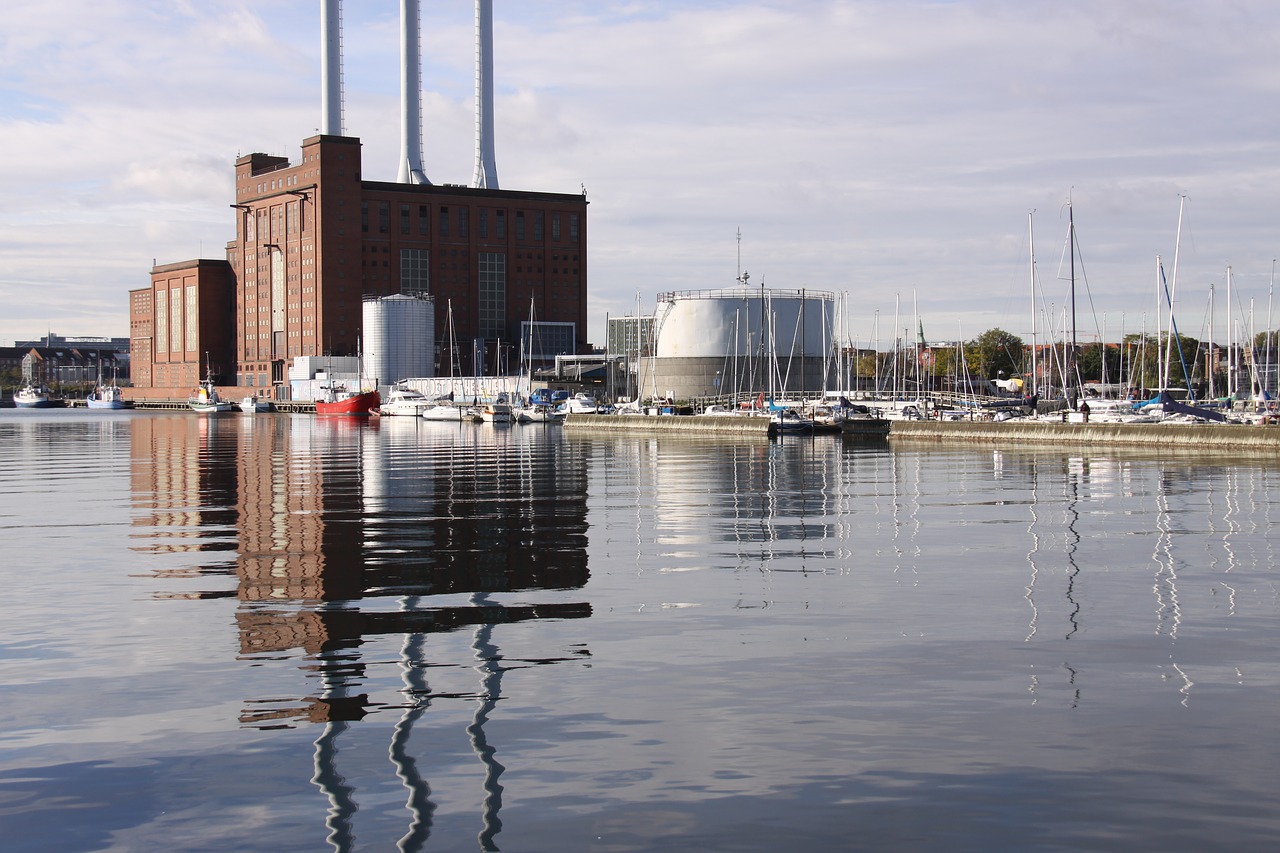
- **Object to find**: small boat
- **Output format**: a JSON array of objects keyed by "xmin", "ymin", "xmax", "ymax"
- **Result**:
[
  {"xmin": 86, "ymin": 383, "xmax": 129, "ymax": 410},
  {"xmin": 516, "ymin": 404, "xmax": 565, "ymax": 424},
  {"xmin": 190, "ymin": 354, "xmax": 235, "ymax": 413},
  {"xmin": 769, "ymin": 408, "xmax": 815, "ymax": 435},
  {"xmin": 238, "ymin": 395, "xmax": 273, "ymax": 413},
  {"xmin": 14, "ymin": 384, "xmax": 54, "ymax": 408},
  {"xmin": 316, "ymin": 383, "xmax": 380, "ymax": 416},
  {"xmin": 375, "ymin": 385, "xmax": 433, "ymax": 417},
  {"xmin": 477, "ymin": 401, "xmax": 513, "ymax": 423},
  {"xmin": 562, "ymin": 393, "xmax": 602, "ymax": 414},
  {"xmin": 189, "ymin": 380, "xmax": 234, "ymax": 413},
  {"xmin": 421, "ymin": 402, "xmax": 472, "ymax": 422}
]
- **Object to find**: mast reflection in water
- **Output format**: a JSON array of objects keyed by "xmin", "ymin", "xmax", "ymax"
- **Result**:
[{"xmin": 132, "ymin": 414, "xmax": 590, "ymax": 851}]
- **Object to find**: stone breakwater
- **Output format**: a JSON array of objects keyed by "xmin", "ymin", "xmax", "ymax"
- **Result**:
[{"xmin": 888, "ymin": 419, "xmax": 1280, "ymax": 451}]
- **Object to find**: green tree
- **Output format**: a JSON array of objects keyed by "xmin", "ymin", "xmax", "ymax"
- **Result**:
[{"xmin": 967, "ymin": 328, "xmax": 1025, "ymax": 380}]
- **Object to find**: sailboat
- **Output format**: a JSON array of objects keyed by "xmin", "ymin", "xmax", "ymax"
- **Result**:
[
  {"xmin": 513, "ymin": 296, "xmax": 563, "ymax": 424},
  {"xmin": 420, "ymin": 300, "xmax": 473, "ymax": 423}
]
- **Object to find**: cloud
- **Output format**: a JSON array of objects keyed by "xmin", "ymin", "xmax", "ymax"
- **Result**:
[{"xmin": 3, "ymin": 1, "xmax": 1280, "ymax": 347}]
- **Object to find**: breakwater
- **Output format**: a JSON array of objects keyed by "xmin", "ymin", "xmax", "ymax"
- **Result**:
[
  {"xmin": 564, "ymin": 413, "xmax": 771, "ymax": 436},
  {"xmin": 889, "ymin": 419, "xmax": 1280, "ymax": 452}
]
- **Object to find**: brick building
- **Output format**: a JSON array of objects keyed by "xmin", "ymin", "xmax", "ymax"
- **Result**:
[{"xmin": 131, "ymin": 133, "xmax": 588, "ymax": 398}]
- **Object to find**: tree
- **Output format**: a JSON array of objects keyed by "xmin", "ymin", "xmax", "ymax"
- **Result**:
[{"xmin": 967, "ymin": 328, "xmax": 1025, "ymax": 380}]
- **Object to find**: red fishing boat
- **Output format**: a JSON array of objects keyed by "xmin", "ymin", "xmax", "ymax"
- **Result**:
[{"xmin": 315, "ymin": 383, "xmax": 380, "ymax": 416}]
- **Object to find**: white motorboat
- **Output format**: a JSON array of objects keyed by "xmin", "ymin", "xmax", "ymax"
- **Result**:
[
  {"xmin": 477, "ymin": 402, "xmax": 512, "ymax": 423},
  {"xmin": 516, "ymin": 404, "xmax": 564, "ymax": 424},
  {"xmin": 376, "ymin": 386, "xmax": 433, "ymax": 417},
  {"xmin": 238, "ymin": 395, "xmax": 273, "ymax": 413},
  {"xmin": 421, "ymin": 402, "xmax": 472, "ymax": 422}
]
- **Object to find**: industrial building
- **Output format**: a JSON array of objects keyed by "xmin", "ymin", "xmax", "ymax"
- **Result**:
[{"xmin": 130, "ymin": 0, "xmax": 588, "ymax": 401}]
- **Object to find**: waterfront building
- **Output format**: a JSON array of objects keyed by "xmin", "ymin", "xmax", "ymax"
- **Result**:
[{"xmin": 129, "ymin": 1, "xmax": 588, "ymax": 401}]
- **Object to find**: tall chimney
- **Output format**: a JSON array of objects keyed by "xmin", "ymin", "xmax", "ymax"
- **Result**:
[
  {"xmin": 320, "ymin": 0, "xmax": 343, "ymax": 135},
  {"xmin": 397, "ymin": 0, "xmax": 429, "ymax": 184},
  {"xmin": 471, "ymin": 0, "xmax": 499, "ymax": 189}
]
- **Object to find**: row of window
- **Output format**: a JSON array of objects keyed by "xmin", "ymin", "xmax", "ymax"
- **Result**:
[{"xmin": 361, "ymin": 202, "xmax": 580, "ymax": 242}]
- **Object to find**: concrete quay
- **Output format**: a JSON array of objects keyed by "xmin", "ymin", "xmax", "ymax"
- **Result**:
[
  {"xmin": 564, "ymin": 413, "xmax": 771, "ymax": 436},
  {"xmin": 888, "ymin": 419, "xmax": 1280, "ymax": 452}
]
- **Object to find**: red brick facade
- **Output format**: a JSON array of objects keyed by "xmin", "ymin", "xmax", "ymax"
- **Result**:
[{"xmin": 133, "ymin": 133, "xmax": 588, "ymax": 394}]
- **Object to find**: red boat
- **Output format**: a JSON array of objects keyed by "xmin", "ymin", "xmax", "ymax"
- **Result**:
[{"xmin": 315, "ymin": 384, "xmax": 381, "ymax": 416}]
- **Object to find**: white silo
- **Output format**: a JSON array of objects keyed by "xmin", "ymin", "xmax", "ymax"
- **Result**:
[
  {"xmin": 363, "ymin": 294, "xmax": 436, "ymax": 390},
  {"xmin": 638, "ymin": 287, "xmax": 835, "ymax": 401}
]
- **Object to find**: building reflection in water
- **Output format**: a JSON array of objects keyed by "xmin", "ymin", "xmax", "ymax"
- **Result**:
[{"xmin": 131, "ymin": 415, "xmax": 590, "ymax": 851}]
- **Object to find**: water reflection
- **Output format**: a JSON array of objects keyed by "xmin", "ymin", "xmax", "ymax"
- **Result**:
[{"xmin": 129, "ymin": 415, "xmax": 590, "ymax": 850}]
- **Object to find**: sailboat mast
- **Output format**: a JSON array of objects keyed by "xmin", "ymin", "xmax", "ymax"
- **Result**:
[
  {"xmin": 1163, "ymin": 196, "xmax": 1186, "ymax": 391},
  {"xmin": 1029, "ymin": 211, "xmax": 1038, "ymax": 396},
  {"xmin": 1068, "ymin": 203, "xmax": 1078, "ymax": 404}
]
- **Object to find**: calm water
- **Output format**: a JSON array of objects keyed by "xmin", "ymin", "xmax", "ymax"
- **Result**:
[{"xmin": 3, "ymin": 409, "xmax": 1280, "ymax": 851}]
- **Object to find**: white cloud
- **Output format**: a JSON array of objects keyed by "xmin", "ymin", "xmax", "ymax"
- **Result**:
[{"xmin": 2, "ymin": 1, "xmax": 1280, "ymax": 347}]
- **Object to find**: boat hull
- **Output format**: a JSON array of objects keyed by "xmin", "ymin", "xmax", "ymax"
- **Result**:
[{"xmin": 316, "ymin": 390, "xmax": 380, "ymax": 416}]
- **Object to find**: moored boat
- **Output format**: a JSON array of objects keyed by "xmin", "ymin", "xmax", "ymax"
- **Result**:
[
  {"xmin": 516, "ymin": 403, "xmax": 565, "ymax": 424},
  {"xmin": 375, "ymin": 385, "xmax": 432, "ymax": 417},
  {"xmin": 86, "ymin": 383, "xmax": 129, "ymax": 410},
  {"xmin": 14, "ymin": 384, "xmax": 54, "ymax": 408},
  {"xmin": 477, "ymin": 401, "xmax": 513, "ymax": 423},
  {"xmin": 421, "ymin": 401, "xmax": 472, "ymax": 422},
  {"xmin": 189, "ymin": 381, "xmax": 235, "ymax": 413},
  {"xmin": 316, "ymin": 384, "xmax": 380, "ymax": 416},
  {"xmin": 769, "ymin": 408, "xmax": 815, "ymax": 435},
  {"xmin": 238, "ymin": 395, "xmax": 273, "ymax": 413}
]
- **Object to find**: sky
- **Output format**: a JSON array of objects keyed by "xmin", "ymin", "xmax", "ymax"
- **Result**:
[{"xmin": 4, "ymin": 0, "xmax": 1280, "ymax": 350}]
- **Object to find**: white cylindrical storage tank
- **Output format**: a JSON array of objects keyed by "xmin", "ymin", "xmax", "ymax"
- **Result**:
[
  {"xmin": 640, "ymin": 288, "xmax": 835, "ymax": 401},
  {"xmin": 654, "ymin": 288, "xmax": 833, "ymax": 359},
  {"xmin": 363, "ymin": 294, "xmax": 436, "ymax": 389}
]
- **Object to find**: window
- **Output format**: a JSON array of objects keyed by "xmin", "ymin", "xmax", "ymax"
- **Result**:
[
  {"xmin": 552, "ymin": 215, "xmax": 561, "ymax": 241},
  {"xmin": 535, "ymin": 211, "xmax": 544, "ymax": 241},
  {"xmin": 496, "ymin": 210, "xmax": 506, "ymax": 239},
  {"xmin": 378, "ymin": 202, "xmax": 389, "ymax": 234},
  {"xmin": 401, "ymin": 249, "xmax": 430, "ymax": 296},
  {"xmin": 400, "ymin": 204, "xmax": 410, "ymax": 235},
  {"xmin": 479, "ymin": 209, "xmax": 488, "ymax": 239},
  {"xmin": 458, "ymin": 207, "xmax": 469, "ymax": 239},
  {"xmin": 155, "ymin": 289, "xmax": 168, "ymax": 355},
  {"xmin": 570, "ymin": 214, "xmax": 580, "ymax": 241},
  {"xmin": 439, "ymin": 206, "xmax": 449, "ymax": 237},
  {"xmin": 418, "ymin": 205, "xmax": 429, "ymax": 236},
  {"xmin": 361, "ymin": 202, "xmax": 369, "ymax": 233},
  {"xmin": 185, "ymin": 285, "xmax": 198, "ymax": 351},
  {"xmin": 478, "ymin": 252, "xmax": 506, "ymax": 339},
  {"xmin": 515, "ymin": 212, "xmax": 525, "ymax": 240}
]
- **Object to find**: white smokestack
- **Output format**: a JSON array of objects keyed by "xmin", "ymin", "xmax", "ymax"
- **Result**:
[
  {"xmin": 320, "ymin": 0, "xmax": 343, "ymax": 135},
  {"xmin": 471, "ymin": 0, "xmax": 499, "ymax": 189},
  {"xmin": 397, "ymin": 0, "xmax": 429, "ymax": 184}
]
